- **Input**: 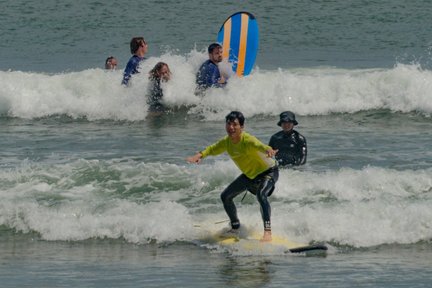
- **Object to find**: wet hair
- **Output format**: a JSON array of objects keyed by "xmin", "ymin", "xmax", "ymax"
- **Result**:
[
  {"xmin": 208, "ymin": 43, "xmax": 222, "ymax": 53},
  {"xmin": 130, "ymin": 37, "xmax": 146, "ymax": 54},
  {"xmin": 225, "ymin": 111, "xmax": 245, "ymax": 126},
  {"xmin": 105, "ymin": 56, "xmax": 114, "ymax": 65},
  {"xmin": 105, "ymin": 56, "xmax": 116, "ymax": 69},
  {"xmin": 149, "ymin": 62, "xmax": 170, "ymax": 79}
]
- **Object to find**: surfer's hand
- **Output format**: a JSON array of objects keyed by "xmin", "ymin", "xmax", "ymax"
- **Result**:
[
  {"xmin": 186, "ymin": 153, "xmax": 202, "ymax": 164},
  {"xmin": 266, "ymin": 149, "xmax": 278, "ymax": 158},
  {"xmin": 218, "ymin": 76, "xmax": 226, "ymax": 84}
]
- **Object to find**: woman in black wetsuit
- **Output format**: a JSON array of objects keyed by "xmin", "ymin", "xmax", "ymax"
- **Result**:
[{"xmin": 147, "ymin": 62, "xmax": 171, "ymax": 114}]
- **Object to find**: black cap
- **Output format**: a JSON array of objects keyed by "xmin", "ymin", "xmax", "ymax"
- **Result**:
[{"xmin": 277, "ymin": 111, "xmax": 298, "ymax": 126}]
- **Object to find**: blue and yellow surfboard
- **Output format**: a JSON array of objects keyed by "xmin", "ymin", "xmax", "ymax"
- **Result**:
[{"xmin": 217, "ymin": 11, "xmax": 259, "ymax": 77}]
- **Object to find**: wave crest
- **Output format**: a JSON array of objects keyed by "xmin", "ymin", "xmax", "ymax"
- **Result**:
[{"xmin": 1, "ymin": 51, "xmax": 431, "ymax": 120}]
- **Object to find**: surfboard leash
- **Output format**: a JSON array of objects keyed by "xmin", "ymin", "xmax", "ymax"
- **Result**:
[{"xmin": 240, "ymin": 191, "xmax": 248, "ymax": 202}]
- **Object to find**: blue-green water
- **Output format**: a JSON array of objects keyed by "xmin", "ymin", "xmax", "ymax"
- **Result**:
[
  {"xmin": 2, "ymin": 0, "xmax": 432, "ymax": 72},
  {"xmin": 1, "ymin": 0, "xmax": 432, "ymax": 287}
]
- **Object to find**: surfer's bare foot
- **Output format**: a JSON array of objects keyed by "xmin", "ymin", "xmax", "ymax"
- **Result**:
[{"xmin": 260, "ymin": 230, "xmax": 272, "ymax": 242}]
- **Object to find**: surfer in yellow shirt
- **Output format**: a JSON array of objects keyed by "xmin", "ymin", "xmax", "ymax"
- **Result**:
[{"xmin": 186, "ymin": 111, "xmax": 279, "ymax": 241}]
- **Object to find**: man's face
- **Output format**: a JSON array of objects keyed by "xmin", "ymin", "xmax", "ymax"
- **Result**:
[
  {"xmin": 140, "ymin": 41, "xmax": 148, "ymax": 54},
  {"xmin": 225, "ymin": 119, "xmax": 243, "ymax": 138},
  {"xmin": 281, "ymin": 121, "xmax": 294, "ymax": 132},
  {"xmin": 209, "ymin": 47, "xmax": 223, "ymax": 63}
]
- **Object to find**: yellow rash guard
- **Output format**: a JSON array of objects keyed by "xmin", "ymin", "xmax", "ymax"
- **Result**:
[{"xmin": 200, "ymin": 132, "xmax": 276, "ymax": 179}]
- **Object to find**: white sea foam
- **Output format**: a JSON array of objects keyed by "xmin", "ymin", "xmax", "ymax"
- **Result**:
[
  {"xmin": 1, "ymin": 51, "xmax": 432, "ymax": 120},
  {"xmin": 1, "ymin": 159, "xmax": 431, "ymax": 248}
]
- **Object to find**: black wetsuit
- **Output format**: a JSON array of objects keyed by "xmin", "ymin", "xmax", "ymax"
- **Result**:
[
  {"xmin": 147, "ymin": 78, "xmax": 165, "ymax": 113},
  {"xmin": 269, "ymin": 130, "xmax": 307, "ymax": 167},
  {"xmin": 221, "ymin": 166, "xmax": 279, "ymax": 231}
]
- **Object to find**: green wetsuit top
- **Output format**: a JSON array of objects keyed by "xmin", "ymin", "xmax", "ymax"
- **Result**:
[{"xmin": 200, "ymin": 132, "xmax": 276, "ymax": 179}]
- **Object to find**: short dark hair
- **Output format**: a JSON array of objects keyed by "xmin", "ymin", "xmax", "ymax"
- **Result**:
[
  {"xmin": 225, "ymin": 111, "xmax": 245, "ymax": 126},
  {"xmin": 130, "ymin": 37, "xmax": 146, "ymax": 54},
  {"xmin": 208, "ymin": 43, "xmax": 222, "ymax": 53},
  {"xmin": 105, "ymin": 56, "xmax": 114, "ymax": 65},
  {"xmin": 105, "ymin": 56, "xmax": 117, "ymax": 69}
]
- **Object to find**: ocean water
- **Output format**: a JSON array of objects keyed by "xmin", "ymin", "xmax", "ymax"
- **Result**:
[{"xmin": 1, "ymin": 0, "xmax": 432, "ymax": 287}]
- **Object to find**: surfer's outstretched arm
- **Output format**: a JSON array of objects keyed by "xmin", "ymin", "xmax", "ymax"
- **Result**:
[{"xmin": 186, "ymin": 152, "xmax": 203, "ymax": 164}]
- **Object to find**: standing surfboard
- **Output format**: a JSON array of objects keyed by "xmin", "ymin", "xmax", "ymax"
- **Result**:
[
  {"xmin": 196, "ymin": 224, "xmax": 328, "ymax": 256},
  {"xmin": 216, "ymin": 11, "xmax": 259, "ymax": 77},
  {"xmin": 214, "ymin": 231, "xmax": 328, "ymax": 256}
]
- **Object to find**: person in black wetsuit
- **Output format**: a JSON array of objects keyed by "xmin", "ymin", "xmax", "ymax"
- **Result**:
[
  {"xmin": 147, "ymin": 62, "xmax": 171, "ymax": 114},
  {"xmin": 269, "ymin": 111, "xmax": 307, "ymax": 167}
]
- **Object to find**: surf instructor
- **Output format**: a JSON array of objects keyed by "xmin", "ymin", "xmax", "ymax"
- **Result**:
[
  {"xmin": 195, "ymin": 43, "xmax": 226, "ymax": 93},
  {"xmin": 269, "ymin": 111, "xmax": 307, "ymax": 167},
  {"xmin": 186, "ymin": 111, "xmax": 279, "ymax": 242}
]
